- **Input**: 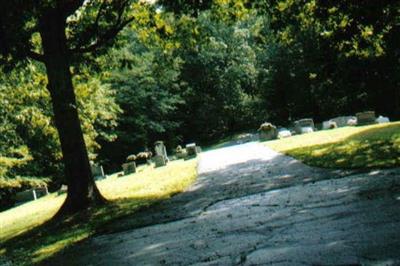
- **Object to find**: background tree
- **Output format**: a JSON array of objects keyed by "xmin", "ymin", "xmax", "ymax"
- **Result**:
[
  {"xmin": 255, "ymin": 0, "xmax": 400, "ymax": 123},
  {"xmin": 0, "ymin": 61, "xmax": 119, "ymax": 210},
  {"xmin": 175, "ymin": 11, "xmax": 260, "ymax": 142},
  {"xmin": 0, "ymin": 0, "xmax": 142, "ymax": 215},
  {"xmin": 99, "ymin": 28, "xmax": 184, "ymax": 170}
]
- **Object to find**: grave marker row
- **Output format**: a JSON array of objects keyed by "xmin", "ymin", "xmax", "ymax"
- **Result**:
[{"xmin": 14, "ymin": 187, "xmax": 49, "ymax": 204}]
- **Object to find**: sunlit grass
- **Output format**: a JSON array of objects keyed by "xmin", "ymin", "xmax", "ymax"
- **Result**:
[
  {"xmin": 265, "ymin": 122, "xmax": 400, "ymax": 169},
  {"xmin": 0, "ymin": 194, "xmax": 65, "ymax": 242},
  {"xmin": 0, "ymin": 159, "xmax": 197, "ymax": 265}
]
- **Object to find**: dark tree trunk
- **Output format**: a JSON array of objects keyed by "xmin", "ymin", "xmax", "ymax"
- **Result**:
[{"xmin": 39, "ymin": 10, "xmax": 105, "ymax": 216}]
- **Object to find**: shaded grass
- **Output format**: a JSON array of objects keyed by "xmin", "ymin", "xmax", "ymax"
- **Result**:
[
  {"xmin": 265, "ymin": 122, "xmax": 400, "ymax": 169},
  {"xmin": 205, "ymin": 131, "xmax": 257, "ymax": 151},
  {"xmin": 0, "ymin": 159, "xmax": 197, "ymax": 265}
]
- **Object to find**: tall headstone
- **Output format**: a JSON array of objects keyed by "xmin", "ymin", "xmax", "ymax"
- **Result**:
[
  {"xmin": 154, "ymin": 141, "xmax": 168, "ymax": 162},
  {"xmin": 153, "ymin": 155, "xmax": 167, "ymax": 167}
]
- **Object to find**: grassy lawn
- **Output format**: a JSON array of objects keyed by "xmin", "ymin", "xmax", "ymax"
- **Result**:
[
  {"xmin": 0, "ymin": 159, "xmax": 197, "ymax": 265},
  {"xmin": 265, "ymin": 122, "xmax": 400, "ymax": 169}
]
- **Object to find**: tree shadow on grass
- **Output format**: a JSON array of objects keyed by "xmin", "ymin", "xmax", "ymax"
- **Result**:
[
  {"xmin": 43, "ymin": 154, "xmax": 400, "ymax": 265},
  {"xmin": 0, "ymin": 196, "xmax": 170, "ymax": 265},
  {"xmin": 1, "ymin": 158, "xmax": 198, "ymax": 265},
  {"xmin": 3, "ymin": 128, "xmax": 399, "ymax": 265},
  {"xmin": 2, "ymin": 147, "xmax": 331, "ymax": 265},
  {"xmin": 70, "ymin": 151, "xmax": 345, "ymax": 239},
  {"xmin": 285, "ymin": 123, "xmax": 400, "ymax": 169}
]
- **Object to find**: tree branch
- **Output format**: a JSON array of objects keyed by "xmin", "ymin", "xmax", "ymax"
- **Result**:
[
  {"xmin": 94, "ymin": 0, "xmax": 108, "ymax": 27},
  {"xmin": 27, "ymin": 50, "xmax": 45, "ymax": 62},
  {"xmin": 69, "ymin": 0, "xmax": 135, "ymax": 54},
  {"xmin": 70, "ymin": 16, "xmax": 135, "ymax": 54}
]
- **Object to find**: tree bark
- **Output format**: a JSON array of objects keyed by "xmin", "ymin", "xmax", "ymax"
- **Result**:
[{"xmin": 39, "ymin": 9, "xmax": 105, "ymax": 216}]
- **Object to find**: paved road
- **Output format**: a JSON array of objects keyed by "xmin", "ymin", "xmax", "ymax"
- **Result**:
[{"xmin": 48, "ymin": 143, "xmax": 400, "ymax": 266}]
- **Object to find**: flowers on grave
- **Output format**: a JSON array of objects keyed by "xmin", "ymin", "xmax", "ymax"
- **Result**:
[
  {"xmin": 136, "ymin": 151, "xmax": 152, "ymax": 160},
  {"xmin": 258, "ymin": 122, "xmax": 276, "ymax": 132},
  {"xmin": 175, "ymin": 145, "xmax": 187, "ymax": 159},
  {"xmin": 126, "ymin": 154, "xmax": 137, "ymax": 162},
  {"xmin": 258, "ymin": 122, "xmax": 278, "ymax": 141}
]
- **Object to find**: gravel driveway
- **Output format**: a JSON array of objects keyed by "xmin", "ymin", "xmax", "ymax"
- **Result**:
[{"xmin": 46, "ymin": 142, "xmax": 400, "ymax": 266}]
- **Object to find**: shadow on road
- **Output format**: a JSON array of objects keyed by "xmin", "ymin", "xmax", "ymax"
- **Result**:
[{"xmin": 45, "ymin": 149, "xmax": 400, "ymax": 265}]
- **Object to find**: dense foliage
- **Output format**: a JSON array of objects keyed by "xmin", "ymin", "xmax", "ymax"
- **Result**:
[
  {"xmin": 1, "ymin": 0, "xmax": 399, "ymax": 207},
  {"xmin": 0, "ymin": 64, "xmax": 119, "ymax": 208}
]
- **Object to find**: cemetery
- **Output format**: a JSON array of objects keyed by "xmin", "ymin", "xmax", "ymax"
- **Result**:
[
  {"xmin": 257, "ymin": 110, "xmax": 392, "ymax": 143},
  {"xmin": 1, "ymin": 120, "xmax": 399, "ymax": 265},
  {"xmin": 1, "ymin": 1, "xmax": 400, "ymax": 265},
  {"xmin": 14, "ymin": 187, "xmax": 49, "ymax": 205}
]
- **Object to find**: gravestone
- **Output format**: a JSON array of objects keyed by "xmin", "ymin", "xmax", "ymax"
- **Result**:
[
  {"xmin": 347, "ymin": 117, "xmax": 357, "ymax": 126},
  {"xmin": 186, "ymin": 143, "xmax": 197, "ymax": 158},
  {"xmin": 153, "ymin": 155, "xmax": 166, "ymax": 167},
  {"xmin": 15, "ymin": 187, "xmax": 49, "ymax": 203},
  {"xmin": 330, "ymin": 116, "xmax": 357, "ymax": 128},
  {"xmin": 322, "ymin": 120, "xmax": 337, "ymax": 130},
  {"xmin": 122, "ymin": 162, "xmax": 136, "ymax": 175},
  {"xmin": 322, "ymin": 120, "xmax": 331, "ymax": 130},
  {"xmin": 175, "ymin": 145, "xmax": 187, "ymax": 159},
  {"xmin": 277, "ymin": 128, "xmax": 292, "ymax": 139},
  {"xmin": 301, "ymin": 127, "xmax": 314, "ymax": 134},
  {"xmin": 258, "ymin": 122, "xmax": 278, "ymax": 141},
  {"xmin": 376, "ymin": 115, "xmax": 390, "ymax": 124},
  {"xmin": 235, "ymin": 133, "xmax": 256, "ymax": 144},
  {"xmin": 91, "ymin": 163, "xmax": 105, "ymax": 180},
  {"xmin": 356, "ymin": 111, "xmax": 376, "ymax": 126},
  {"xmin": 154, "ymin": 141, "xmax": 168, "ymax": 162},
  {"xmin": 15, "ymin": 189, "xmax": 36, "ymax": 202},
  {"xmin": 294, "ymin": 119, "xmax": 314, "ymax": 134},
  {"xmin": 35, "ymin": 187, "xmax": 49, "ymax": 197}
]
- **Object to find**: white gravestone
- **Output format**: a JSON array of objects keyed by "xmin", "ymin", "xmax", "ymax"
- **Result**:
[{"xmin": 376, "ymin": 115, "xmax": 390, "ymax": 124}]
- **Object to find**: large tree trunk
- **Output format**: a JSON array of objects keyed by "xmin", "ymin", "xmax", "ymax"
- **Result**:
[{"xmin": 39, "ymin": 10, "xmax": 105, "ymax": 216}]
